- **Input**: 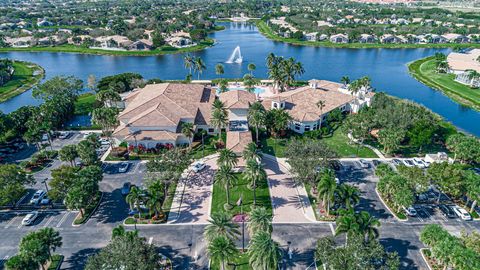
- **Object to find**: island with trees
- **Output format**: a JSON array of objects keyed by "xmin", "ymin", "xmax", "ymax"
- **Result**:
[{"xmin": 0, "ymin": 59, "xmax": 44, "ymax": 102}]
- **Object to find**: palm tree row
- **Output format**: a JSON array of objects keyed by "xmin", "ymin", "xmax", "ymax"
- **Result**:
[
  {"xmin": 266, "ymin": 53, "xmax": 304, "ymax": 92},
  {"xmin": 183, "ymin": 53, "xmax": 206, "ymax": 80},
  {"xmin": 248, "ymin": 101, "xmax": 267, "ymax": 143},
  {"xmin": 347, "ymin": 76, "xmax": 371, "ymax": 96}
]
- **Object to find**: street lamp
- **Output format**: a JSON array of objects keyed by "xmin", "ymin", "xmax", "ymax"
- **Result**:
[
  {"xmin": 236, "ymin": 194, "xmax": 245, "ymax": 252},
  {"xmin": 41, "ymin": 178, "xmax": 49, "ymax": 193}
]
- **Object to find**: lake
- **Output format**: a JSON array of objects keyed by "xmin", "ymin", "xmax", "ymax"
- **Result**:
[{"xmin": 1, "ymin": 22, "xmax": 479, "ymax": 136}]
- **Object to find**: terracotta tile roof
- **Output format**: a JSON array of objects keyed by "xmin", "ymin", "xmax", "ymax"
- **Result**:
[
  {"xmin": 219, "ymin": 90, "xmax": 256, "ymax": 109},
  {"xmin": 124, "ymin": 130, "xmax": 180, "ymax": 141},
  {"xmin": 447, "ymin": 49, "xmax": 480, "ymax": 73},
  {"xmin": 262, "ymin": 80, "xmax": 354, "ymax": 122},
  {"xmin": 226, "ymin": 131, "xmax": 252, "ymax": 154}
]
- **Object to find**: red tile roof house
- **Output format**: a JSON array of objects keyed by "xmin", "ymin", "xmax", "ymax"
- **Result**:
[{"xmin": 112, "ymin": 80, "xmax": 374, "ymax": 150}]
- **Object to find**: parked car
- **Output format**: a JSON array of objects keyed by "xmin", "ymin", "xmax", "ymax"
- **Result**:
[
  {"xmin": 372, "ymin": 160, "xmax": 381, "ymax": 166},
  {"xmin": 438, "ymin": 204, "xmax": 456, "ymax": 219},
  {"xmin": 30, "ymin": 190, "xmax": 46, "ymax": 205},
  {"xmin": 359, "ymin": 159, "xmax": 369, "ymax": 169},
  {"xmin": 118, "ymin": 162, "xmax": 130, "ymax": 173},
  {"xmin": 402, "ymin": 159, "xmax": 415, "ymax": 167},
  {"xmin": 412, "ymin": 158, "xmax": 426, "ymax": 168},
  {"xmin": 391, "ymin": 159, "xmax": 402, "ymax": 166},
  {"xmin": 40, "ymin": 196, "xmax": 51, "ymax": 205},
  {"xmin": 192, "ymin": 161, "xmax": 206, "ymax": 173},
  {"xmin": 452, "ymin": 206, "xmax": 472, "ymax": 221},
  {"xmin": 22, "ymin": 211, "xmax": 39, "ymax": 226},
  {"xmin": 404, "ymin": 206, "xmax": 417, "ymax": 217},
  {"xmin": 121, "ymin": 182, "xmax": 132, "ymax": 195},
  {"xmin": 58, "ymin": 131, "xmax": 71, "ymax": 139}
]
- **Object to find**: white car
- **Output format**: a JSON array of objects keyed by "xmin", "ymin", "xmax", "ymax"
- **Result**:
[
  {"xmin": 99, "ymin": 138, "xmax": 110, "ymax": 146},
  {"xmin": 453, "ymin": 206, "xmax": 472, "ymax": 221},
  {"xmin": 58, "ymin": 131, "xmax": 71, "ymax": 139},
  {"xmin": 359, "ymin": 159, "xmax": 369, "ymax": 169},
  {"xmin": 192, "ymin": 162, "xmax": 206, "ymax": 173},
  {"xmin": 30, "ymin": 190, "xmax": 46, "ymax": 205},
  {"xmin": 404, "ymin": 206, "xmax": 417, "ymax": 217},
  {"xmin": 412, "ymin": 158, "xmax": 426, "ymax": 168},
  {"xmin": 22, "ymin": 211, "xmax": 39, "ymax": 226},
  {"xmin": 118, "ymin": 162, "xmax": 130, "ymax": 173}
]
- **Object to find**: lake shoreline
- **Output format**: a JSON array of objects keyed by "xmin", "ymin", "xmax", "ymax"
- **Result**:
[
  {"xmin": 0, "ymin": 60, "xmax": 44, "ymax": 103},
  {"xmin": 256, "ymin": 20, "xmax": 480, "ymax": 50}
]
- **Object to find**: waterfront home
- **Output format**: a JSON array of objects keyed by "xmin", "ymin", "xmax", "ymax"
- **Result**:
[
  {"xmin": 67, "ymin": 35, "xmax": 92, "ymax": 45},
  {"xmin": 93, "ymin": 35, "xmax": 133, "ymax": 49},
  {"xmin": 442, "ymin": 33, "xmax": 470, "ymax": 43},
  {"xmin": 380, "ymin": 34, "xmax": 402, "ymax": 44},
  {"xmin": 165, "ymin": 31, "xmax": 194, "ymax": 48},
  {"xmin": 4, "ymin": 36, "xmax": 33, "ymax": 47},
  {"xmin": 447, "ymin": 49, "xmax": 480, "ymax": 88},
  {"xmin": 318, "ymin": 34, "xmax": 329, "ymax": 41},
  {"xmin": 303, "ymin": 32, "xmax": 318, "ymax": 41},
  {"xmin": 37, "ymin": 35, "xmax": 66, "ymax": 46},
  {"xmin": 113, "ymin": 83, "xmax": 216, "ymax": 148},
  {"xmin": 330, "ymin": 34, "xmax": 349, "ymax": 43},
  {"xmin": 406, "ymin": 34, "xmax": 422, "ymax": 44},
  {"xmin": 128, "ymin": 39, "xmax": 154, "ymax": 51},
  {"xmin": 219, "ymin": 90, "xmax": 256, "ymax": 124},
  {"xmin": 359, "ymin": 34, "xmax": 376, "ymax": 43},
  {"xmin": 427, "ymin": 34, "xmax": 447, "ymax": 44}
]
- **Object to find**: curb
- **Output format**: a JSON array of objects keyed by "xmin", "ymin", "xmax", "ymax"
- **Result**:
[
  {"xmin": 419, "ymin": 248, "xmax": 433, "ymax": 270},
  {"xmin": 374, "ymin": 188, "xmax": 408, "ymax": 222},
  {"xmin": 71, "ymin": 192, "xmax": 104, "ymax": 227}
]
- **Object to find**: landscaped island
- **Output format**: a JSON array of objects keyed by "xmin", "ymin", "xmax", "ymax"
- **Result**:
[
  {"xmin": 408, "ymin": 55, "xmax": 480, "ymax": 111},
  {"xmin": 0, "ymin": 59, "xmax": 44, "ymax": 102}
]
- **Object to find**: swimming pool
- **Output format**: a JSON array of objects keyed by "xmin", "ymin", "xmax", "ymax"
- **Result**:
[{"xmin": 225, "ymin": 86, "xmax": 266, "ymax": 95}]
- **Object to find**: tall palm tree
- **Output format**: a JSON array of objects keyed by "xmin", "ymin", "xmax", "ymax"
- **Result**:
[
  {"xmin": 208, "ymin": 236, "xmax": 238, "ymax": 270},
  {"xmin": 39, "ymin": 227, "xmax": 62, "ymax": 260},
  {"xmin": 268, "ymin": 108, "xmax": 291, "ymax": 137},
  {"xmin": 244, "ymin": 159, "xmax": 267, "ymax": 205},
  {"xmin": 218, "ymin": 78, "xmax": 229, "ymax": 94},
  {"xmin": 340, "ymin": 76, "xmax": 350, "ymax": 87},
  {"xmin": 243, "ymin": 73, "xmax": 256, "ymax": 93},
  {"xmin": 183, "ymin": 53, "xmax": 193, "ymax": 76},
  {"xmin": 218, "ymin": 148, "xmax": 238, "ymax": 168},
  {"xmin": 211, "ymin": 100, "xmax": 229, "ymax": 141},
  {"xmin": 248, "ymin": 63, "xmax": 256, "ymax": 75},
  {"xmin": 146, "ymin": 181, "xmax": 165, "ymax": 220},
  {"xmin": 242, "ymin": 142, "xmax": 262, "ymax": 162},
  {"xmin": 247, "ymin": 207, "xmax": 272, "ymax": 235},
  {"xmin": 317, "ymin": 170, "xmax": 337, "ymax": 215},
  {"xmin": 356, "ymin": 211, "xmax": 380, "ymax": 242},
  {"xmin": 316, "ymin": 99, "xmax": 325, "ymax": 128},
  {"xmin": 181, "ymin": 122, "xmax": 195, "ymax": 148},
  {"xmin": 111, "ymin": 224, "xmax": 126, "ymax": 239},
  {"xmin": 248, "ymin": 101, "xmax": 266, "ymax": 143},
  {"xmin": 204, "ymin": 212, "xmax": 240, "ymax": 242},
  {"xmin": 96, "ymin": 89, "xmax": 121, "ymax": 107},
  {"xmin": 247, "ymin": 231, "xmax": 282, "ymax": 270},
  {"xmin": 215, "ymin": 63, "xmax": 225, "ymax": 76},
  {"xmin": 126, "ymin": 186, "xmax": 143, "ymax": 219},
  {"xmin": 215, "ymin": 165, "xmax": 236, "ymax": 207},
  {"xmin": 337, "ymin": 184, "xmax": 360, "ymax": 210},
  {"xmin": 194, "ymin": 57, "xmax": 206, "ymax": 80},
  {"xmin": 335, "ymin": 209, "xmax": 360, "ymax": 246}
]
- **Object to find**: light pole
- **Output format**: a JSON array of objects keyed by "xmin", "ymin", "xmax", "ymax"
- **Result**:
[
  {"xmin": 41, "ymin": 178, "xmax": 49, "ymax": 193},
  {"xmin": 236, "ymin": 194, "xmax": 245, "ymax": 252}
]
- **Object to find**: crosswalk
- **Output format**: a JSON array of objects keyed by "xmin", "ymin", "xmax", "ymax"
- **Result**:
[{"xmin": 1, "ymin": 211, "xmax": 76, "ymax": 230}]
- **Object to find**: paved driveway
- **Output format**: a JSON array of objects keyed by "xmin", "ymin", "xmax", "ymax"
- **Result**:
[
  {"xmin": 263, "ymin": 156, "xmax": 316, "ymax": 223},
  {"xmin": 167, "ymin": 157, "xmax": 216, "ymax": 224}
]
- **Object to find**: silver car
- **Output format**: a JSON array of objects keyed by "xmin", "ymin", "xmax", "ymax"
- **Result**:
[{"xmin": 22, "ymin": 211, "xmax": 39, "ymax": 226}]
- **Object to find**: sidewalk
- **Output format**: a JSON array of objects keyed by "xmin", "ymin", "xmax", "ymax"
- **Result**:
[{"xmin": 347, "ymin": 133, "xmax": 386, "ymax": 159}]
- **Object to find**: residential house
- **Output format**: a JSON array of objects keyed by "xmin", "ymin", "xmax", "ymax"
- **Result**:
[
  {"xmin": 4, "ymin": 36, "xmax": 34, "ymax": 47},
  {"xmin": 303, "ymin": 32, "xmax": 317, "ymax": 41},
  {"xmin": 442, "ymin": 33, "xmax": 470, "ymax": 43},
  {"xmin": 359, "ymin": 34, "xmax": 376, "ymax": 43},
  {"xmin": 128, "ymin": 39, "xmax": 154, "ymax": 51},
  {"xmin": 427, "ymin": 34, "xmax": 447, "ymax": 44},
  {"xmin": 380, "ymin": 34, "xmax": 401, "ymax": 44},
  {"xmin": 93, "ymin": 35, "xmax": 133, "ymax": 49},
  {"xmin": 166, "ymin": 31, "xmax": 194, "ymax": 48},
  {"xmin": 113, "ymin": 83, "xmax": 216, "ymax": 148},
  {"xmin": 330, "ymin": 34, "xmax": 349, "ymax": 43},
  {"xmin": 447, "ymin": 49, "xmax": 480, "ymax": 87}
]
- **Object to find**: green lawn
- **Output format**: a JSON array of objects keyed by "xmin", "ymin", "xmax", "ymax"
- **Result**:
[
  {"xmin": 0, "ymin": 61, "xmax": 44, "ymax": 102},
  {"xmin": 260, "ymin": 128, "xmax": 377, "ymax": 158},
  {"xmin": 47, "ymin": 254, "xmax": 64, "ymax": 270},
  {"xmin": 210, "ymin": 252, "xmax": 250, "ymax": 270},
  {"xmin": 0, "ymin": 39, "xmax": 215, "ymax": 56},
  {"xmin": 256, "ymin": 20, "xmax": 480, "ymax": 49},
  {"xmin": 408, "ymin": 56, "xmax": 480, "ymax": 111},
  {"xmin": 211, "ymin": 173, "xmax": 272, "ymax": 216},
  {"xmin": 74, "ymin": 93, "xmax": 96, "ymax": 115}
]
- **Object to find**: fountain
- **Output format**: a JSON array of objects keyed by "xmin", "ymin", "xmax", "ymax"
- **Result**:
[{"xmin": 226, "ymin": 46, "xmax": 243, "ymax": 64}]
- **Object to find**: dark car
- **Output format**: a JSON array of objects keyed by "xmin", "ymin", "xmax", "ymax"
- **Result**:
[
  {"xmin": 121, "ymin": 182, "xmax": 132, "ymax": 195},
  {"xmin": 438, "ymin": 204, "xmax": 456, "ymax": 219}
]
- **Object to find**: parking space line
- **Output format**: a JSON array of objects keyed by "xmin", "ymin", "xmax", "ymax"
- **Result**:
[
  {"xmin": 43, "ymin": 215, "xmax": 56, "ymax": 227},
  {"xmin": 329, "ymin": 223, "xmax": 335, "ymax": 235},
  {"xmin": 56, "ymin": 212, "xmax": 70, "ymax": 228},
  {"xmin": 4, "ymin": 215, "xmax": 18, "ymax": 229}
]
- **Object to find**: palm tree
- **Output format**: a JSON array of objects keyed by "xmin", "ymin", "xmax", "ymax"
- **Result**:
[
  {"xmin": 356, "ymin": 211, "xmax": 380, "ymax": 242},
  {"xmin": 217, "ymin": 148, "xmax": 238, "ymax": 168},
  {"xmin": 244, "ymin": 158, "xmax": 267, "ymax": 205},
  {"xmin": 215, "ymin": 63, "xmax": 225, "ymax": 76},
  {"xmin": 247, "ymin": 207, "xmax": 272, "ymax": 235},
  {"xmin": 340, "ymin": 76, "xmax": 350, "ymax": 87},
  {"xmin": 126, "ymin": 186, "xmax": 143, "ymax": 219},
  {"xmin": 316, "ymin": 99, "xmax": 325, "ymax": 128},
  {"xmin": 183, "ymin": 53, "xmax": 193, "ymax": 76},
  {"xmin": 146, "ymin": 181, "xmax": 165, "ymax": 220},
  {"xmin": 111, "ymin": 224, "xmax": 126, "ymax": 239},
  {"xmin": 215, "ymin": 165, "xmax": 236, "ymax": 207},
  {"xmin": 248, "ymin": 63, "xmax": 256, "ymax": 75},
  {"xmin": 218, "ymin": 79, "xmax": 229, "ymax": 94},
  {"xmin": 207, "ymin": 236, "xmax": 239, "ymax": 270},
  {"xmin": 211, "ymin": 100, "xmax": 229, "ymax": 140},
  {"xmin": 243, "ymin": 73, "xmax": 256, "ymax": 93},
  {"xmin": 335, "ymin": 209, "xmax": 360, "ymax": 246},
  {"xmin": 436, "ymin": 61, "xmax": 449, "ymax": 73},
  {"xmin": 39, "ymin": 227, "xmax": 62, "ymax": 260},
  {"xmin": 248, "ymin": 101, "xmax": 266, "ymax": 143},
  {"xmin": 194, "ymin": 57, "xmax": 206, "ymax": 80},
  {"xmin": 96, "ymin": 89, "xmax": 121, "ymax": 107},
  {"xmin": 347, "ymin": 80, "xmax": 360, "ymax": 96},
  {"xmin": 317, "ymin": 170, "xmax": 337, "ymax": 215},
  {"xmin": 204, "ymin": 211, "xmax": 240, "ymax": 242},
  {"xmin": 247, "ymin": 231, "xmax": 282, "ymax": 270},
  {"xmin": 337, "ymin": 184, "xmax": 360, "ymax": 210},
  {"xmin": 242, "ymin": 142, "xmax": 262, "ymax": 162},
  {"xmin": 268, "ymin": 108, "xmax": 291, "ymax": 137},
  {"xmin": 181, "ymin": 122, "xmax": 195, "ymax": 148}
]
